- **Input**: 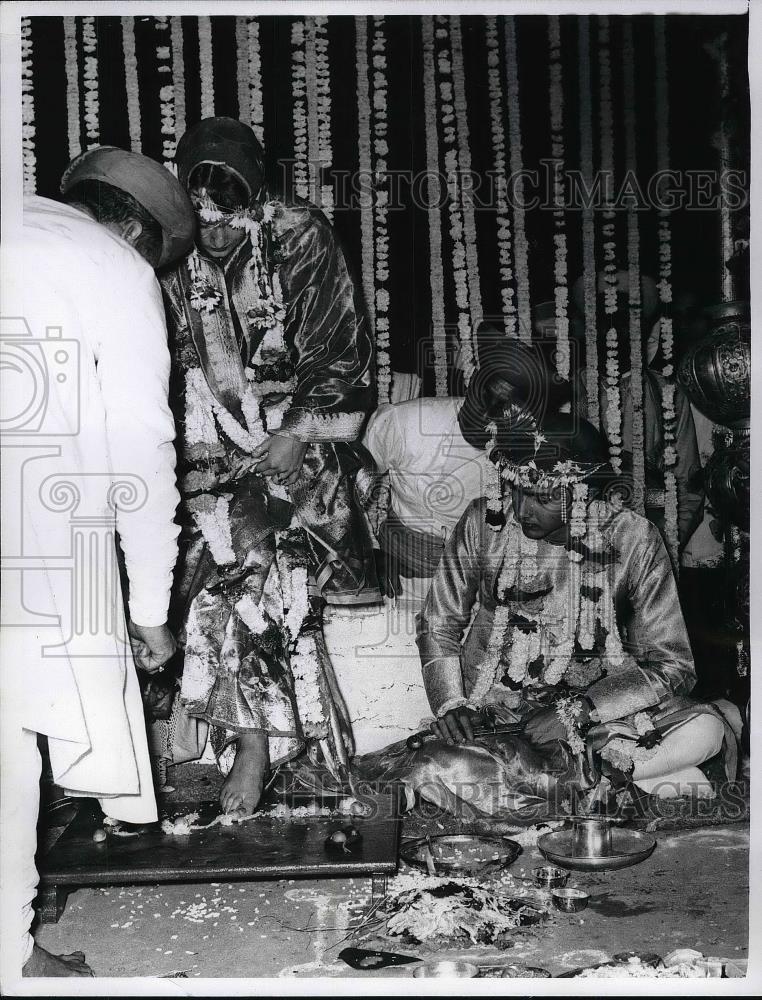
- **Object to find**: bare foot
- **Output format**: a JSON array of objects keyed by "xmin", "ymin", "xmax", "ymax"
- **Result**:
[
  {"xmin": 220, "ymin": 731, "xmax": 270, "ymax": 817},
  {"xmin": 23, "ymin": 943, "xmax": 94, "ymax": 977}
]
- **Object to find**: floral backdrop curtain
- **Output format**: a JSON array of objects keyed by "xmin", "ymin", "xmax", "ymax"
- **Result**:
[{"xmin": 22, "ymin": 13, "xmax": 747, "ymax": 411}]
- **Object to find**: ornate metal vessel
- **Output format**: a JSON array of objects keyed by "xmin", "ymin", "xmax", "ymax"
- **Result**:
[{"xmin": 676, "ymin": 301, "xmax": 750, "ymax": 429}]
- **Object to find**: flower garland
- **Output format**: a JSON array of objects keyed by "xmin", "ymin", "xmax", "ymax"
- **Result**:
[
  {"xmin": 198, "ymin": 16, "xmax": 215, "ymax": 119},
  {"xmin": 355, "ymin": 16, "xmax": 375, "ymax": 339},
  {"xmin": 155, "ymin": 16, "xmax": 176, "ymax": 166},
  {"xmin": 284, "ymin": 566, "xmax": 309, "ymax": 640},
  {"xmin": 654, "ymin": 17, "xmax": 679, "ymax": 565},
  {"xmin": 170, "ymin": 17, "xmax": 186, "ymax": 140},
  {"xmin": 64, "ymin": 19, "xmax": 81, "ymax": 160},
  {"xmin": 422, "ymin": 16, "xmax": 448, "ymax": 396},
  {"xmin": 600, "ymin": 712, "xmax": 660, "ymax": 773},
  {"xmin": 291, "ymin": 633, "xmax": 324, "ymax": 731},
  {"xmin": 485, "ymin": 18, "xmax": 517, "ymax": 338},
  {"xmin": 82, "ymin": 17, "xmax": 99, "ymax": 148},
  {"xmin": 121, "ymin": 17, "xmax": 141, "ymax": 152},
  {"xmin": 450, "ymin": 15, "xmax": 483, "ymax": 381},
  {"xmin": 187, "ymin": 493, "xmax": 236, "ymax": 567},
  {"xmin": 548, "ymin": 16, "xmax": 570, "ymax": 380},
  {"xmin": 372, "ymin": 18, "xmax": 392, "ymax": 403},
  {"xmin": 599, "ymin": 19, "xmax": 622, "ymax": 473},
  {"xmin": 484, "ymin": 423, "xmax": 504, "ymax": 530},
  {"xmin": 555, "ymin": 697, "xmax": 586, "ymax": 755},
  {"xmin": 291, "ymin": 21, "xmax": 309, "ymax": 201},
  {"xmin": 248, "ymin": 19, "xmax": 265, "ymax": 145},
  {"xmin": 314, "ymin": 16, "xmax": 333, "ymax": 221},
  {"xmin": 504, "ymin": 17, "xmax": 531, "ymax": 342},
  {"xmin": 623, "ymin": 22, "xmax": 646, "ymax": 515},
  {"xmin": 21, "ymin": 17, "xmax": 36, "ymax": 194},
  {"xmin": 303, "ymin": 20, "xmax": 320, "ymax": 207},
  {"xmin": 578, "ymin": 17, "xmax": 599, "ymax": 428},
  {"xmin": 436, "ymin": 17, "xmax": 475, "ymax": 386}
]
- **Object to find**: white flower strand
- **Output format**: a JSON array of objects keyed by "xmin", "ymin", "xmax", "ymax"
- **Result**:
[
  {"xmin": 64, "ymin": 19, "xmax": 81, "ymax": 160},
  {"xmin": 372, "ymin": 18, "xmax": 392, "ymax": 403},
  {"xmin": 82, "ymin": 17, "xmax": 99, "ymax": 148},
  {"xmin": 314, "ymin": 16, "xmax": 333, "ymax": 221},
  {"xmin": 155, "ymin": 16, "xmax": 176, "ymax": 165},
  {"xmin": 654, "ymin": 16, "xmax": 679, "ymax": 565},
  {"xmin": 578, "ymin": 17, "xmax": 599, "ymax": 428},
  {"xmin": 437, "ymin": 18, "xmax": 475, "ymax": 385},
  {"xmin": 171, "ymin": 17, "xmax": 186, "ymax": 140},
  {"xmin": 623, "ymin": 22, "xmax": 646, "ymax": 515},
  {"xmin": 248, "ymin": 19, "xmax": 264, "ymax": 145},
  {"xmin": 198, "ymin": 16, "xmax": 215, "ymax": 119},
  {"xmin": 549, "ymin": 17, "xmax": 570, "ymax": 380},
  {"xmin": 485, "ymin": 17, "xmax": 517, "ymax": 337},
  {"xmin": 355, "ymin": 16, "xmax": 375, "ymax": 338},
  {"xmin": 284, "ymin": 566, "xmax": 309, "ymax": 640},
  {"xmin": 291, "ymin": 21, "xmax": 309, "ymax": 201},
  {"xmin": 450, "ymin": 15, "xmax": 483, "ymax": 380},
  {"xmin": 304, "ymin": 19, "xmax": 321, "ymax": 209},
  {"xmin": 121, "ymin": 17, "xmax": 141, "ymax": 151},
  {"xmin": 599, "ymin": 18, "xmax": 622, "ymax": 473},
  {"xmin": 21, "ymin": 17, "xmax": 36, "ymax": 193},
  {"xmin": 422, "ymin": 17, "xmax": 448, "ymax": 396},
  {"xmin": 190, "ymin": 495, "xmax": 236, "ymax": 567},
  {"xmin": 504, "ymin": 17, "xmax": 531, "ymax": 341}
]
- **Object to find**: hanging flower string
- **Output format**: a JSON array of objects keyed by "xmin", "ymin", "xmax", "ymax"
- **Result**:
[
  {"xmin": 372, "ymin": 18, "xmax": 392, "ymax": 403},
  {"xmin": 155, "ymin": 16, "xmax": 176, "ymax": 166},
  {"xmin": 21, "ymin": 17, "xmax": 36, "ymax": 193},
  {"xmin": 548, "ymin": 16, "xmax": 570, "ymax": 380},
  {"xmin": 599, "ymin": 18, "xmax": 622, "ymax": 474},
  {"xmin": 82, "ymin": 17, "xmax": 99, "ymax": 148},
  {"xmin": 486, "ymin": 17, "xmax": 517, "ymax": 338},
  {"xmin": 422, "ymin": 17, "xmax": 448, "ymax": 396},
  {"xmin": 198, "ymin": 16, "xmax": 215, "ymax": 119},
  {"xmin": 170, "ymin": 17, "xmax": 186, "ymax": 140},
  {"xmin": 291, "ymin": 21, "xmax": 309, "ymax": 201},
  {"xmin": 578, "ymin": 17, "xmax": 600, "ymax": 428},
  {"xmin": 355, "ymin": 17, "xmax": 375, "ymax": 341},
  {"xmin": 450, "ymin": 15, "xmax": 483, "ymax": 379},
  {"xmin": 64, "ymin": 19, "xmax": 81, "ymax": 160},
  {"xmin": 504, "ymin": 17, "xmax": 531, "ymax": 341},
  {"xmin": 437, "ymin": 17, "xmax": 475, "ymax": 386},
  {"xmin": 248, "ymin": 19, "xmax": 265, "ymax": 145},
  {"xmin": 314, "ymin": 16, "xmax": 333, "ymax": 221},
  {"xmin": 654, "ymin": 16, "xmax": 679, "ymax": 565},
  {"xmin": 623, "ymin": 22, "xmax": 646, "ymax": 515}
]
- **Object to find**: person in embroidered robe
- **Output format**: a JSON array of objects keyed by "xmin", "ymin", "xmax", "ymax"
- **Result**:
[
  {"xmin": 2, "ymin": 148, "xmax": 194, "ymax": 979},
  {"xmin": 358, "ymin": 416, "xmax": 738, "ymax": 822},
  {"xmin": 159, "ymin": 117, "xmax": 378, "ymax": 816}
]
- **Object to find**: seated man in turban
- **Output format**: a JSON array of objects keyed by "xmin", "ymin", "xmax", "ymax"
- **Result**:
[{"xmin": 357, "ymin": 415, "xmax": 737, "ymax": 821}]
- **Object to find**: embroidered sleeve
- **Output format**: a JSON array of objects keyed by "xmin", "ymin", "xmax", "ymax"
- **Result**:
[
  {"xmin": 275, "ymin": 209, "xmax": 374, "ymax": 442},
  {"xmin": 587, "ymin": 521, "xmax": 696, "ymax": 724},
  {"xmin": 416, "ymin": 502, "xmax": 482, "ymax": 715}
]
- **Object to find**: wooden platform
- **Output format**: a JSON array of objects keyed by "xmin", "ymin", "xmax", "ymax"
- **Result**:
[{"xmin": 39, "ymin": 795, "xmax": 400, "ymax": 923}]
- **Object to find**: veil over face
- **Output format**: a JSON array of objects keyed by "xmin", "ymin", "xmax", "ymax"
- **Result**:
[{"xmin": 175, "ymin": 117, "xmax": 266, "ymax": 205}]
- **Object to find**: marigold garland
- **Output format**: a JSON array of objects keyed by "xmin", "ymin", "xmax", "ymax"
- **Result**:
[
  {"xmin": 548, "ymin": 16, "xmax": 570, "ymax": 380},
  {"xmin": 578, "ymin": 17, "xmax": 599, "ymax": 427},
  {"xmin": 372, "ymin": 18, "xmax": 392, "ymax": 403},
  {"xmin": 485, "ymin": 17, "xmax": 517, "ymax": 337},
  {"xmin": 21, "ymin": 17, "xmax": 36, "ymax": 193},
  {"xmin": 291, "ymin": 21, "xmax": 309, "ymax": 201},
  {"xmin": 504, "ymin": 17, "xmax": 531, "ymax": 341},
  {"xmin": 422, "ymin": 17, "xmax": 448, "ymax": 396},
  {"xmin": 155, "ymin": 16, "xmax": 176, "ymax": 165},
  {"xmin": 64, "ymin": 19, "xmax": 81, "ymax": 160},
  {"xmin": 82, "ymin": 17, "xmax": 99, "ymax": 148},
  {"xmin": 170, "ymin": 17, "xmax": 186, "ymax": 140}
]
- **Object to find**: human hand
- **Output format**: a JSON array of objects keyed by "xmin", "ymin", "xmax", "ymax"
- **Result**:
[
  {"xmin": 129, "ymin": 622, "xmax": 177, "ymax": 674},
  {"xmin": 430, "ymin": 706, "xmax": 481, "ymax": 745},
  {"xmin": 251, "ymin": 434, "xmax": 308, "ymax": 486}
]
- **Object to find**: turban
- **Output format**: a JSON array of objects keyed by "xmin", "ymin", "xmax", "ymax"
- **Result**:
[
  {"xmin": 458, "ymin": 320, "xmax": 571, "ymax": 450},
  {"xmin": 175, "ymin": 117, "xmax": 265, "ymax": 204},
  {"xmin": 60, "ymin": 146, "xmax": 195, "ymax": 267}
]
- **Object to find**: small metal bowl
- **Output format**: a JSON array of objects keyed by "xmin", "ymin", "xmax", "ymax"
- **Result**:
[
  {"xmin": 552, "ymin": 887, "xmax": 589, "ymax": 913},
  {"xmin": 531, "ymin": 865, "xmax": 569, "ymax": 889},
  {"xmin": 413, "ymin": 960, "xmax": 480, "ymax": 978}
]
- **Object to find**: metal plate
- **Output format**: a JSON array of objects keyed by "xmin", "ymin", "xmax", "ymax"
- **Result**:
[
  {"xmin": 537, "ymin": 828, "xmax": 656, "ymax": 872},
  {"xmin": 400, "ymin": 834, "xmax": 521, "ymax": 875}
]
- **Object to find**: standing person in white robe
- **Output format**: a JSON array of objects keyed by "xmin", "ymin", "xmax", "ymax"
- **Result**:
[{"xmin": 0, "ymin": 148, "xmax": 194, "ymax": 979}]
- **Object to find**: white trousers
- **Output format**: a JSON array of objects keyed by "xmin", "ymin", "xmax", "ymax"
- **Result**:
[
  {"xmin": 632, "ymin": 712, "xmax": 725, "ymax": 798},
  {"xmin": 0, "ymin": 728, "xmax": 41, "ymax": 980}
]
